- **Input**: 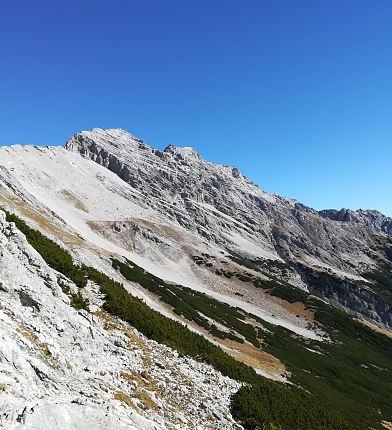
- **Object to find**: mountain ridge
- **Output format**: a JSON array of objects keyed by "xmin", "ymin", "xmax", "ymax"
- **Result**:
[
  {"xmin": 3, "ymin": 128, "xmax": 391, "ymax": 222},
  {"xmin": 1, "ymin": 127, "xmax": 392, "ymax": 429},
  {"xmin": 63, "ymin": 128, "xmax": 392, "ymax": 327},
  {"xmin": 67, "ymin": 127, "xmax": 392, "ymax": 221}
]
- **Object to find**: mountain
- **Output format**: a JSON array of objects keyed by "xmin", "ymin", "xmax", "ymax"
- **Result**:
[
  {"xmin": 0, "ymin": 127, "xmax": 391, "ymax": 430},
  {"xmin": 65, "ymin": 128, "xmax": 392, "ymax": 329},
  {"xmin": 319, "ymin": 208, "xmax": 392, "ymax": 237}
]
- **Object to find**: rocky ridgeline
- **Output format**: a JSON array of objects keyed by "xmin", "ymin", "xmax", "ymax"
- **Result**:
[
  {"xmin": 65, "ymin": 129, "xmax": 388, "ymax": 269},
  {"xmin": 0, "ymin": 211, "xmax": 241, "ymax": 430},
  {"xmin": 66, "ymin": 128, "xmax": 392, "ymax": 328},
  {"xmin": 319, "ymin": 208, "xmax": 392, "ymax": 237}
]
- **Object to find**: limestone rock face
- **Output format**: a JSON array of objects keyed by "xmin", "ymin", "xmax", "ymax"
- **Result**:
[
  {"xmin": 64, "ymin": 128, "xmax": 392, "ymax": 328},
  {"xmin": 0, "ymin": 211, "xmax": 241, "ymax": 430},
  {"xmin": 65, "ymin": 129, "xmax": 383, "ymax": 267},
  {"xmin": 319, "ymin": 208, "xmax": 392, "ymax": 237}
]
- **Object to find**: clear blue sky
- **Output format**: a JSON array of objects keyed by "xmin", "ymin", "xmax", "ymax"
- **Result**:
[{"xmin": 1, "ymin": 1, "xmax": 391, "ymax": 215}]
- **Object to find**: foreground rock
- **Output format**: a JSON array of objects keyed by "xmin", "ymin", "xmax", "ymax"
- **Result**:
[{"xmin": 0, "ymin": 211, "xmax": 242, "ymax": 430}]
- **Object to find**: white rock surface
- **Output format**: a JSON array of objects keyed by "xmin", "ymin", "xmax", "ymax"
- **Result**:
[
  {"xmin": 0, "ymin": 211, "xmax": 242, "ymax": 430},
  {"xmin": 0, "ymin": 141, "xmax": 325, "ymax": 339}
]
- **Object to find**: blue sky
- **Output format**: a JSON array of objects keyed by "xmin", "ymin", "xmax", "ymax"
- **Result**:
[{"xmin": 1, "ymin": 1, "xmax": 391, "ymax": 215}]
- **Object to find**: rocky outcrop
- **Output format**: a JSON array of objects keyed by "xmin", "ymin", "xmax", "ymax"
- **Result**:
[
  {"xmin": 0, "ymin": 211, "xmax": 242, "ymax": 430},
  {"xmin": 319, "ymin": 208, "xmax": 392, "ymax": 237},
  {"xmin": 297, "ymin": 263, "xmax": 392, "ymax": 329}
]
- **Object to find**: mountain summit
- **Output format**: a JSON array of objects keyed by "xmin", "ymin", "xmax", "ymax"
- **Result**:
[{"xmin": 0, "ymin": 127, "xmax": 391, "ymax": 429}]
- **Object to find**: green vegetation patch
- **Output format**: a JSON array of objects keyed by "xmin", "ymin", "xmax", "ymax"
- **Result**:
[
  {"xmin": 3, "ymin": 209, "xmax": 86, "ymax": 288},
  {"xmin": 251, "ymin": 270, "xmax": 392, "ymax": 429},
  {"xmin": 228, "ymin": 253, "xmax": 289, "ymax": 277},
  {"xmin": 112, "ymin": 258, "xmax": 258, "ymax": 346},
  {"xmin": 138, "ymin": 250, "xmax": 392, "ymax": 429},
  {"xmin": 258, "ymin": 308, "xmax": 392, "ymax": 430},
  {"xmin": 59, "ymin": 281, "xmax": 89, "ymax": 311}
]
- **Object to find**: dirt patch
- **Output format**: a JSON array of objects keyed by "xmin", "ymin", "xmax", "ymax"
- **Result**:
[
  {"xmin": 87, "ymin": 220, "xmax": 136, "ymax": 252},
  {"xmin": 129, "ymin": 217, "xmax": 185, "ymax": 243},
  {"xmin": 221, "ymin": 338, "xmax": 285, "ymax": 376},
  {"xmin": 280, "ymin": 301, "xmax": 315, "ymax": 321},
  {"xmin": 59, "ymin": 190, "xmax": 89, "ymax": 213}
]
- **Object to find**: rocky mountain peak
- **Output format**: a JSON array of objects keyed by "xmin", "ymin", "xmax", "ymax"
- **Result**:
[
  {"xmin": 65, "ymin": 128, "xmax": 144, "ymax": 154},
  {"xmin": 89, "ymin": 127, "xmax": 143, "ymax": 143},
  {"xmin": 319, "ymin": 207, "xmax": 392, "ymax": 236}
]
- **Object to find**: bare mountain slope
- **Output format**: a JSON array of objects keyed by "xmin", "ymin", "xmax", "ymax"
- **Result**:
[
  {"xmin": 0, "ymin": 143, "xmax": 324, "ymax": 344},
  {"xmin": 0, "ymin": 129, "xmax": 391, "ymax": 332},
  {"xmin": 0, "ymin": 211, "xmax": 241, "ymax": 429},
  {"xmin": 65, "ymin": 128, "xmax": 392, "ymax": 328},
  {"xmin": 319, "ymin": 208, "xmax": 392, "ymax": 236},
  {"xmin": 65, "ymin": 129, "xmax": 386, "ymax": 273}
]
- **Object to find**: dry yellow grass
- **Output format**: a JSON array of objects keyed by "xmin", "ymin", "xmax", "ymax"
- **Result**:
[
  {"xmin": 356, "ymin": 318, "xmax": 392, "ymax": 339},
  {"xmin": 134, "ymin": 390, "xmax": 158, "ymax": 411},
  {"xmin": 123, "ymin": 330, "xmax": 149, "ymax": 353},
  {"xmin": 221, "ymin": 337, "xmax": 285, "ymax": 376},
  {"xmin": 17, "ymin": 325, "xmax": 38, "ymax": 343},
  {"xmin": 40, "ymin": 343, "xmax": 52, "ymax": 358},
  {"xmin": 93, "ymin": 310, "xmax": 153, "ymax": 368},
  {"xmin": 0, "ymin": 187, "xmax": 83, "ymax": 247},
  {"xmin": 121, "ymin": 370, "xmax": 145, "ymax": 386},
  {"xmin": 121, "ymin": 369, "xmax": 165, "ymax": 398},
  {"xmin": 114, "ymin": 391, "xmax": 141, "ymax": 412},
  {"xmin": 17, "ymin": 325, "xmax": 60, "ymax": 368},
  {"xmin": 129, "ymin": 217, "xmax": 185, "ymax": 243},
  {"xmin": 93, "ymin": 310, "xmax": 122, "ymax": 330}
]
